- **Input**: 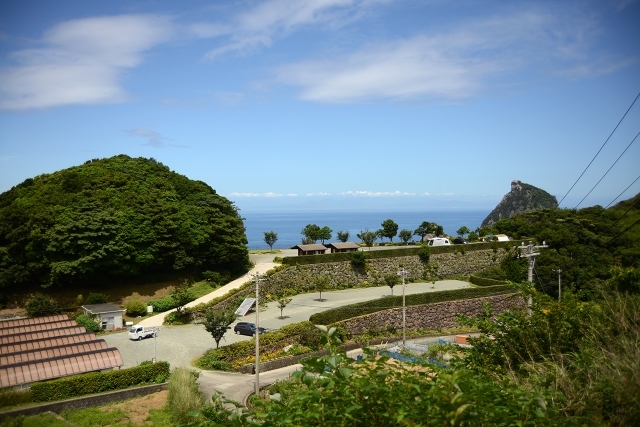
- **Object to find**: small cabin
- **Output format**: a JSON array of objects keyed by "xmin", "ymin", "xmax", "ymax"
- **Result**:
[
  {"xmin": 292, "ymin": 244, "xmax": 327, "ymax": 256},
  {"xmin": 495, "ymin": 234, "xmax": 510, "ymax": 242},
  {"xmin": 326, "ymin": 242, "xmax": 360, "ymax": 253},
  {"xmin": 82, "ymin": 303, "xmax": 126, "ymax": 330}
]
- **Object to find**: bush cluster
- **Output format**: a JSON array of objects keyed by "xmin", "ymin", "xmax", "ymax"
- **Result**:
[
  {"xmin": 196, "ymin": 321, "xmax": 322, "ymax": 370},
  {"xmin": 125, "ymin": 300, "xmax": 147, "ymax": 317},
  {"xmin": 147, "ymin": 295, "xmax": 176, "ymax": 312},
  {"xmin": 30, "ymin": 361, "xmax": 170, "ymax": 402},
  {"xmin": 74, "ymin": 314, "xmax": 101, "ymax": 333},
  {"xmin": 309, "ymin": 285, "xmax": 514, "ymax": 325}
]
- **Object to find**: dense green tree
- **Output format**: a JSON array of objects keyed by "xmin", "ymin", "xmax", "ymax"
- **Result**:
[
  {"xmin": 171, "ymin": 282, "xmax": 196, "ymax": 315},
  {"xmin": 86, "ymin": 293, "xmax": 108, "ymax": 304},
  {"xmin": 300, "ymin": 224, "xmax": 321, "ymax": 243},
  {"xmin": 356, "ymin": 228, "xmax": 376, "ymax": 249},
  {"xmin": 457, "ymin": 225, "xmax": 471, "ymax": 237},
  {"xmin": 203, "ymin": 309, "xmax": 237, "ymax": 348},
  {"xmin": 336, "ymin": 230, "xmax": 349, "ymax": 242},
  {"xmin": 398, "ymin": 229, "xmax": 413, "ymax": 245},
  {"xmin": 413, "ymin": 221, "xmax": 444, "ymax": 240},
  {"xmin": 380, "ymin": 219, "xmax": 399, "ymax": 242},
  {"xmin": 0, "ymin": 155, "xmax": 249, "ymax": 291},
  {"xmin": 318, "ymin": 226, "xmax": 332, "ymax": 244},
  {"xmin": 314, "ymin": 276, "xmax": 329, "ymax": 301},
  {"xmin": 263, "ymin": 231, "xmax": 278, "ymax": 251}
]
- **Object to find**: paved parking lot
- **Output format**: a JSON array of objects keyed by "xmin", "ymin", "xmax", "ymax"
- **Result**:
[{"xmin": 104, "ymin": 279, "xmax": 470, "ymax": 369}]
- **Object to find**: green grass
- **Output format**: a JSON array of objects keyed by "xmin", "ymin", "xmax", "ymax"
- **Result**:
[
  {"xmin": 59, "ymin": 406, "xmax": 173, "ymax": 427},
  {"xmin": 189, "ymin": 281, "xmax": 218, "ymax": 299},
  {"xmin": 0, "ymin": 413, "xmax": 74, "ymax": 427}
]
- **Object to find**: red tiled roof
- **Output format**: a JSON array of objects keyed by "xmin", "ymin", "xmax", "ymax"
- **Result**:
[
  {"xmin": 0, "ymin": 315, "xmax": 69, "ymax": 330},
  {"xmin": 0, "ymin": 326, "xmax": 87, "ymax": 345},
  {"xmin": 0, "ymin": 348, "xmax": 123, "ymax": 388},
  {"xmin": 0, "ymin": 320, "xmax": 78, "ymax": 337},
  {"xmin": 0, "ymin": 333, "xmax": 98, "ymax": 355},
  {"xmin": 0, "ymin": 340, "xmax": 109, "ymax": 365}
]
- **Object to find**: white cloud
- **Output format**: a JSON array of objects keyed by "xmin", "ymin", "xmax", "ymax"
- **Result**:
[
  {"xmin": 277, "ymin": 8, "xmax": 611, "ymax": 103},
  {"xmin": 0, "ymin": 15, "xmax": 173, "ymax": 110},
  {"xmin": 306, "ymin": 192, "xmax": 332, "ymax": 196},
  {"xmin": 341, "ymin": 190, "xmax": 417, "ymax": 197},
  {"xmin": 198, "ymin": 0, "xmax": 381, "ymax": 60}
]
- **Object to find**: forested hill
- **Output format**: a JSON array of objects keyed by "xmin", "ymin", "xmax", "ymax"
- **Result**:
[
  {"xmin": 0, "ymin": 155, "xmax": 249, "ymax": 291},
  {"xmin": 482, "ymin": 180, "xmax": 557, "ymax": 227}
]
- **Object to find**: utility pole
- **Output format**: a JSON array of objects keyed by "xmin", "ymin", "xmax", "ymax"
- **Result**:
[
  {"xmin": 517, "ymin": 241, "xmax": 548, "ymax": 314},
  {"xmin": 553, "ymin": 268, "xmax": 562, "ymax": 301},
  {"xmin": 397, "ymin": 266, "xmax": 409, "ymax": 348},
  {"xmin": 252, "ymin": 272, "xmax": 263, "ymax": 397}
]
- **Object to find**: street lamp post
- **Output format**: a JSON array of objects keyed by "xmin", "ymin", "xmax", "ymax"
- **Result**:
[
  {"xmin": 397, "ymin": 267, "xmax": 408, "ymax": 348},
  {"xmin": 252, "ymin": 273, "xmax": 263, "ymax": 397}
]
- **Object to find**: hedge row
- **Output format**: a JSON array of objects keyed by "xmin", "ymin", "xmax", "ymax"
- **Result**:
[
  {"xmin": 469, "ymin": 275, "xmax": 510, "ymax": 287},
  {"xmin": 309, "ymin": 285, "xmax": 514, "ymax": 325},
  {"xmin": 281, "ymin": 241, "xmax": 516, "ymax": 266},
  {"xmin": 30, "ymin": 361, "xmax": 170, "ymax": 402}
]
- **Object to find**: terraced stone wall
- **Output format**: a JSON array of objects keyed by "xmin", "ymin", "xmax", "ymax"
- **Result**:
[{"xmin": 338, "ymin": 293, "xmax": 522, "ymax": 335}]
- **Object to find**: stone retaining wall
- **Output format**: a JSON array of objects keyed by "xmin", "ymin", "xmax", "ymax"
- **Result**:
[
  {"xmin": 0, "ymin": 383, "xmax": 167, "ymax": 422},
  {"xmin": 261, "ymin": 249, "xmax": 506, "ymax": 295},
  {"xmin": 339, "ymin": 293, "xmax": 522, "ymax": 335}
]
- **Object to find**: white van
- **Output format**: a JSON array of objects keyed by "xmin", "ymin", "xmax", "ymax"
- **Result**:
[{"xmin": 427, "ymin": 237, "xmax": 451, "ymax": 246}]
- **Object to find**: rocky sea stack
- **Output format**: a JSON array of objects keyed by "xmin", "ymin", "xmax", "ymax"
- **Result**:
[{"xmin": 482, "ymin": 180, "xmax": 557, "ymax": 227}]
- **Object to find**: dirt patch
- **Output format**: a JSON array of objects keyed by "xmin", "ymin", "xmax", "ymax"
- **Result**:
[{"xmin": 98, "ymin": 390, "xmax": 168, "ymax": 425}]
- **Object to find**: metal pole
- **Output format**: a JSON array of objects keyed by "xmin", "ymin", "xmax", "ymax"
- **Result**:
[
  {"xmin": 253, "ymin": 273, "xmax": 261, "ymax": 397},
  {"xmin": 554, "ymin": 268, "xmax": 562, "ymax": 301},
  {"xmin": 153, "ymin": 331, "xmax": 157, "ymax": 363},
  {"xmin": 397, "ymin": 267, "xmax": 407, "ymax": 348}
]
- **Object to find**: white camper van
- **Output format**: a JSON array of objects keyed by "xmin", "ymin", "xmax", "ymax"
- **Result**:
[{"xmin": 427, "ymin": 237, "xmax": 451, "ymax": 246}]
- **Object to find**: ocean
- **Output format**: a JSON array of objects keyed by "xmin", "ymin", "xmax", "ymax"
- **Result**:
[{"xmin": 242, "ymin": 209, "xmax": 490, "ymax": 250}]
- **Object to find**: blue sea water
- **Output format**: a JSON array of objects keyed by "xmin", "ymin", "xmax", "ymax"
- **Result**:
[{"xmin": 242, "ymin": 210, "xmax": 490, "ymax": 250}]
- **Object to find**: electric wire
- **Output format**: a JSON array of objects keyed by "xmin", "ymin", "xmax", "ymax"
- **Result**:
[
  {"xmin": 575, "ymin": 130, "xmax": 640, "ymax": 209},
  {"xmin": 558, "ymin": 90, "xmax": 640, "ymax": 206},
  {"xmin": 603, "ymin": 217, "xmax": 640, "ymax": 245},
  {"xmin": 601, "ymin": 199, "xmax": 640, "ymax": 236},
  {"xmin": 605, "ymin": 174, "xmax": 640, "ymax": 208}
]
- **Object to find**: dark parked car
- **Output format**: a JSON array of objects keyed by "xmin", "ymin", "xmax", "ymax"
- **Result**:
[
  {"xmin": 234, "ymin": 322, "xmax": 266, "ymax": 336},
  {"xmin": 453, "ymin": 236, "xmax": 468, "ymax": 244}
]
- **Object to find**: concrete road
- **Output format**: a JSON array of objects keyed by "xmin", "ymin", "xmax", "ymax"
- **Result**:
[{"xmin": 104, "ymin": 279, "xmax": 470, "ymax": 369}]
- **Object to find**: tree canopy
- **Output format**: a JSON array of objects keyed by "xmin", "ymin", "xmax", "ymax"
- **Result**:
[
  {"xmin": 380, "ymin": 219, "xmax": 398, "ymax": 242},
  {"xmin": 0, "ymin": 155, "xmax": 249, "ymax": 290}
]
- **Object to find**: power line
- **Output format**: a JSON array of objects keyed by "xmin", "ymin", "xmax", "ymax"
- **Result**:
[
  {"xmin": 558, "ymin": 90, "xmax": 640, "ymax": 206},
  {"xmin": 604, "ymin": 217, "xmax": 640, "ymax": 245},
  {"xmin": 575, "ymin": 130, "xmax": 640, "ymax": 209},
  {"xmin": 605, "ymin": 174, "xmax": 640, "ymax": 208},
  {"xmin": 602, "ymin": 199, "xmax": 640, "ymax": 236}
]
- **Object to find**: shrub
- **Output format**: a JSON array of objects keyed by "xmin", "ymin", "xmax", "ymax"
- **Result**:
[
  {"xmin": 125, "ymin": 300, "xmax": 147, "ymax": 317},
  {"xmin": 75, "ymin": 314, "xmax": 101, "ymax": 333},
  {"xmin": 147, "ymin": 295, "xmax": 175, "ymax": 312},
  {"xmin": 0, "ymin": 389, "xmax": 32, "ymax": 409},
  {"xmin": 418, "ymin": 243, "xmax": 431, "ymax": 262},
  {"xmin": 167, "ymin": 367, "xmax": 204, "ymax": 423},
  {"xmin": 30, "ymin": 361, "xmax": 170, "ymax": 402},
  {"xmin": 350, "ymin": 251, "xmax": 368, "ymax": 268},
  {"xmin": 24, "ymin": 293, "xmax": 61, "ymax": 317},
  {"xmin": 85, "ymin": 293, "xmax": 108, "ymax": 304}
]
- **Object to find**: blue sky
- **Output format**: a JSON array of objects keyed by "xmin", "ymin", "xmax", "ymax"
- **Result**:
[{"xmin": 1, "ymin": 0, "xmax": 639, "ymax": 212}]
